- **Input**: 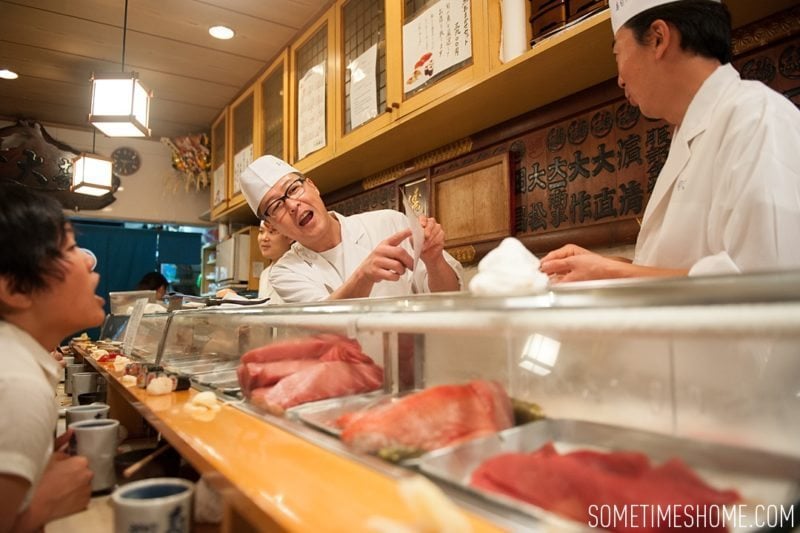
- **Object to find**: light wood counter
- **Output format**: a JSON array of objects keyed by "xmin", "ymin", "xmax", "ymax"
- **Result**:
[{"xmin": 77, "ymin": 349, "xmax": 507, "ymax": 533}]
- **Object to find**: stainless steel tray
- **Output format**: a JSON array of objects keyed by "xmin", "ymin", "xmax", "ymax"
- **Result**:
[
  {"xmin": 418, "ymin": 419, "xmax": 800, "ymax": 531},
  {"xmin": 164, "ymin": 359, "xmax": 238, "ymax": 374},
  {"xmin": 286, "ymin": 391, "xmax": 389, "ymax": 436},
  {"xmin": 192, "ymin": 369, "xmax": 238, "ymax": 387}
]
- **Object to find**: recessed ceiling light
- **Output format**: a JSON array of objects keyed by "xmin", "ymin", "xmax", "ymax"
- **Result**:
[
  {"xmin": 0, "ymin": 69, "xmax": 19, "ymax": 80},
  {"xmin": 209, "ymin": 26, "xmax": 235, "ymax": 40}
]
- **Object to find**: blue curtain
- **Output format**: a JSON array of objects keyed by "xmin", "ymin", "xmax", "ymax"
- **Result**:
[{"xmin": 72, "ymin": 222, "xmax": 158, "ymax": 317}]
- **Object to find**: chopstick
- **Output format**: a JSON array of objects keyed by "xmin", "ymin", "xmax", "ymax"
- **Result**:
[{"xmin": 122, "ymin": 444, "xmax": 171, "ymax": 479}]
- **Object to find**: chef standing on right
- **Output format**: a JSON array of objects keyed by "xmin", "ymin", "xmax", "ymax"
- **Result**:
[{"xmin": 540, "ymin": 0, "xmax": 800, "ymax": 282}]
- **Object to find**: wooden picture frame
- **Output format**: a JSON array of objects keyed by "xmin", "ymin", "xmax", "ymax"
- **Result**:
[
  {"xmin": 398, "ymin": 170, "xmax": 430, "ymax": 217},
  {"xmin": 432, "ymin": 153, "xmax": 512, "ymax": 248}
]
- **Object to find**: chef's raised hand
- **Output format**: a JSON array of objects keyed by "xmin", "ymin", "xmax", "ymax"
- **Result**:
[
  {"xmin": 419, "ymin": 215, "xmax": 445, "ymax": 265},
  {"xmin": 360, "ymin": 228, "xmax": 414, "ymax": 282}
]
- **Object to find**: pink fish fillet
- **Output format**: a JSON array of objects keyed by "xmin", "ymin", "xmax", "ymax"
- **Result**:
[
  {"xmin": 250, "ymin": 361, "xmax": 384, "ymax": 415},
  {"xmin": 237, "ymin": 359, "xmax": 321, "ymax": 397},
  {"xmin": 241, "ymin": 334, "xmax": 362, "ymax": 364},
  {"xmin": 337, "ymin": 380, "xmax": 513, "ymax": 454}
]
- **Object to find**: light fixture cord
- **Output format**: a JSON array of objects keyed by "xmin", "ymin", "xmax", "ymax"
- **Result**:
[{"xmin": 121, "ymin": 0, "xmax": 129, "ymax": 71}]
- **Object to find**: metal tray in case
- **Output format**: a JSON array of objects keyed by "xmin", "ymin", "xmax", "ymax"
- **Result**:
[
  {"xmin": 418, "ymin": 419, "xmax": 800, "ymax": 531},
  {"xmin": 286, "ymin": 391, "xmax": 390, "ymax": 436}
]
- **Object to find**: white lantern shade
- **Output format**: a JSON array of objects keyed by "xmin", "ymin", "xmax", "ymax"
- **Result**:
[
  {"xmin": 89, "ymin": 72, "xmax": 151, "ymax": 137},
  {"xmin": 72, "ymin": 153, "xmax": 113, "ymax": 196}
]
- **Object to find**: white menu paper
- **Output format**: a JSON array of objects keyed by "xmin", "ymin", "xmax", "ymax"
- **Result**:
[
  {"xmin": 297, "ymin": 63, "xmax": 327, "ymax": 159},
  {"xmin": 349, "ymin": 44, "xmax": 379, "ymax": 129}
]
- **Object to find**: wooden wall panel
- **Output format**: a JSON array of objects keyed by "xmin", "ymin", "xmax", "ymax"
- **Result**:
[{"xmin": 432, "ymin": 153, "xmax": 511, "ymax": 247}]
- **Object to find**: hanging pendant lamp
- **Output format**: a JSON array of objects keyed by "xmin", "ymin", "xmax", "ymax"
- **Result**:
[
  {"xmin": 72, "ymin": 130, "xmax": 113, "ymax": 196},
  {"xmin": 88, "ymin": 0, "xmax": 152, "ymax": 137}
]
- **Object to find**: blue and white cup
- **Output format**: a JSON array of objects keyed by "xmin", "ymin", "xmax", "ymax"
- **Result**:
[{"xmin": 111, "ymin": 477, "xmax": 194, "ymax": 533}]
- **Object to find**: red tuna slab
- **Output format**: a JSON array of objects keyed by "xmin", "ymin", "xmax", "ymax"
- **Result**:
[{"xmin": 471, "ymin": 442, "xmax": 740, "ymax": 533}]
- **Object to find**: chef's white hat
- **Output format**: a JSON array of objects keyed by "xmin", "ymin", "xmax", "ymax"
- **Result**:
[
  {"xmin": 239, "ymin": 155, "xmax": 301, "ymax": 215},
  {"xmin": 610, "ymin": 0, "xmax": 720, "ymax": 35}
]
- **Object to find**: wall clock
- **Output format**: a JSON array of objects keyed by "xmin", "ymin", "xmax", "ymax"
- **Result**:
[{"xmin": 111, "ymin": 146, "xmax": 141, "ymax": 176}]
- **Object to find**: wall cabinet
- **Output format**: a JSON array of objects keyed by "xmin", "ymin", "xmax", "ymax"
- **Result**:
[
  {"xmin": 289, "ymin": 9, "xmax": 336, "ymax": 167},
  {"xmin": 210, "ymin": 109, "xmax": 229, "ymax": 219},
  {"xmin": 210, "ymin": 0, "xmax": 796, "ymax": 222},
  {"xmin": 258, "ymin": 51, "xmax": 289, "ymax": 161},
  {"xmin": 228, "ymin": 88, "xmax": 256, "ymax": 211}
]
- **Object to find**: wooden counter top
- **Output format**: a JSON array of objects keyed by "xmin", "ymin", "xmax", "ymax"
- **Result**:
[{"xmin": 77, "ymin": 348, "xmax": 506, "ymax": 532}]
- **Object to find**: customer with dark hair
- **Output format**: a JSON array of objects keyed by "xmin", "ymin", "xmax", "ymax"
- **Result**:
[
  {"xmin": 540, "ymin": 0, "xmax": 800, "ymax": 282},
  {"xmin": 135, "ymin": 271, "xmax": 169, "ymax": 299},
  {"xmin": 0, "ymin": 184, "xmax": 99, "ymax": 531}
]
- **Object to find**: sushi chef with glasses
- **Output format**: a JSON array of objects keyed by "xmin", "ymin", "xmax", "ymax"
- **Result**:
[
  {"xmin": 0, "ymin": 184, "xmax": 98, "ymax": 531},
  {"xmin": 239, "ymin": 155, "xmax": 463, "ymax": 302},
  {"xmin": 540, "ymin": 0, "xmax": 800, "ymax": 282}
]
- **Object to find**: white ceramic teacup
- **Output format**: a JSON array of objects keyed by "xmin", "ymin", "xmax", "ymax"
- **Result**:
[
  {"xmin": 71, "ymin": 372, "xmax": 102, "ymax": 405},
  {"xmin": 111, "ymin": 477, "xmax": 194, "ymax": 533},
  {"xmin": 65, "ymin": 403, "xmax": 110, "ymax": 427},
  {"xmin": 68, "ymin": 418, "xmax": 119, "ymax": 492}
]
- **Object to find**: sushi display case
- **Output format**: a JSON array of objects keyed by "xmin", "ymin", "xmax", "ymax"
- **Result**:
[{"xmin": 150, "ymin": 270, "xmax": 800, "ymax": 531}]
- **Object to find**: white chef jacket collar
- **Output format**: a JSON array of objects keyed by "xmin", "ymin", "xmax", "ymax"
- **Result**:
[
  {"xmin": 295, "ymin": 211, "xmax": 366, "ymax": 262},
  {"xmin": 678, "ymin": 64, "xmax": 738, "ymax": 143}
]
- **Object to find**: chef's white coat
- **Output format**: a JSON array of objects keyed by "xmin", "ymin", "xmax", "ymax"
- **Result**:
[
  {"xmin": 257, "ymin": 264, "xmax": 283, "ymax": 304},
  {"xmin": 634, "ymin": 64, "xmax": 800, "ymax": 275},
  {"xmin": 269, "ymin": 210, "xmax": 464, "ymax": 303}
]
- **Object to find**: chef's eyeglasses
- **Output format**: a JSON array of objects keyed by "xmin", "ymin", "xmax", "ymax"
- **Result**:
[
  {"xmin": 260, "ymin": 176, "xmax": 307, "ymax": 220},
  {"xmin": 79, "ymin": 247, "xmax": 97, "ymax": 271}
]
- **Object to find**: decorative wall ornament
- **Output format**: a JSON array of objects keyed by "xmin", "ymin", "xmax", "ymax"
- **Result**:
[
  {"xmin": 731, "ymin": 6, "xmax": 800, "ymax": 56},
  {"xmin": 160, "ymin": 134, "xmax": 211, "ymax": 192},
  {"xmin": 445, "ymin": 245, "xmax": 476, "ymax": 263},
  {"xmin": 0, "ymin": 120, "xmax": 120, "ymax": 210}
]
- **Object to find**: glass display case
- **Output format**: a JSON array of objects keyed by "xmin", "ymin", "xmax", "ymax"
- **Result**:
[
  {"xmin": 99, "ymin": 314, "xmax": 130, "ymax": 341},
  {"xmin": 151, "ymin": 271, "xmax": 800, "ymax": 530},
  {"xmin": 124, "ymin": 312, "xmax": 171, "ymax": 363}
]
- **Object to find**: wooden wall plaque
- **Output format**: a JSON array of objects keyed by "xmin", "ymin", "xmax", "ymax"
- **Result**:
[{"xmin": 432, "ymin": 153, "xmax": 512, "ymax": 247}]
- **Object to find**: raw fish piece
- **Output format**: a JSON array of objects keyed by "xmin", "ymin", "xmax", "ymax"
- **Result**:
[
  {"xmin": 471, "ymin": 442, "xmax": 740, "ymax": 533},
  {"xmin": 337, "ymin": 380, "xmax": 513, "ymax": 455},
  {"xmin": 250, "ymin": 361, "xmax": 383, "ymax": 415}
]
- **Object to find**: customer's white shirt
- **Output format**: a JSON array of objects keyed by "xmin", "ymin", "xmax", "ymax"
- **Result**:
[{"xmin": 0, "ymin": 321, "xmax": 60, "ymax": 512}]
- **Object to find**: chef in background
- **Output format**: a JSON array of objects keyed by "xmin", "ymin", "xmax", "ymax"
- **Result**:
[
  {"xmin": 254, "ymin": 221, "xmax": 292, "ymax": 303},
  {"xmin": 238, "ymin": 155, "xmax": 463, "ymax": 302},
  {"xmin": 0, "ymin": 184, "xmax": 97, "ymax": 531},
  {"xmin": 135, "ymin": 271, "xmax": 169, "ymax": 299},
  {"xmin": 216, "ymin": 220, "xmax": 292, "ymax": 304},
  {"xmin": 540, "ymin": 0, "xmax": 800, "ymax": 282}
]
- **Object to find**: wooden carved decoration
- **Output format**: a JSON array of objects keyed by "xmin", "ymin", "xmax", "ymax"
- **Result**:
[{"xmin": 0, "ymin": 120, "xmax": 120, "ymax": 210}]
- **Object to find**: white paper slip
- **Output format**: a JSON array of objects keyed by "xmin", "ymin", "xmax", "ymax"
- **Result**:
[{"xmin": 402, "ymin": 192, "xmax": 424, "ymax": 272}]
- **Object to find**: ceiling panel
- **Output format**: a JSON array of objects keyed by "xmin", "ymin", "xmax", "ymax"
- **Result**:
[{"xmin": 0, "ymin": 0, "xmax": 331, "ymax": 140}]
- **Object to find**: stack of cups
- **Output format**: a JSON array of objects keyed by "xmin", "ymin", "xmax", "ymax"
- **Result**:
[
  {"xmin": 64, "ymin": 363, "xmax": 85, "ymax": 395},
  {"xmin": 60, "ymin": 356, "xmax": 74, "ymax": 383}
]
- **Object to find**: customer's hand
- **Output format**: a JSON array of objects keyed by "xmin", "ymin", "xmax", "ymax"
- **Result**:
[{"xmin": 28, "ymin": 451, "xmax": 93, "ymax": 524}]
